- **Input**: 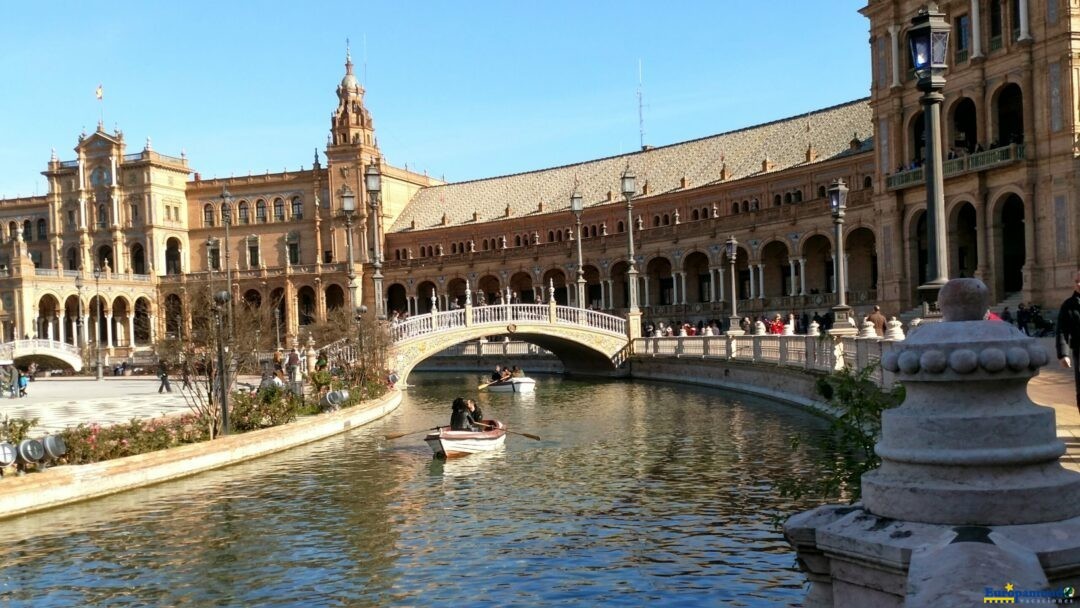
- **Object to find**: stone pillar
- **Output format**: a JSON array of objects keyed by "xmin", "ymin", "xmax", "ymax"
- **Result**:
[
  {"xmin": 1018, "ymin": 0, "xmax": 1030, "ymax": 41},
  {"xmin": 970, "ymin": 0, "xmax": 983, "ymax": 58},
  {"xmin": 788, "ymin": 259, "xmax": 798, "ymax": 296},
  {"xmin": 831, "ymin": 254, "xmax": 837, "ymax": 293},
  {"xmin": 149, "ymin": 314, "xmax": 157, "ymax": 343},
  {"xmin": 757, "ymin": 263, "xmax": 765, "ymax": 299},
  {"xmin": 105, "ymin": 313, "xmax": 113, "ymax": 348},
  {"xmin": 46, "ymin": 316, "xmax": 54, "ymax": 341},
  {"xmin": 32, "ymin": 316, "xmax": 39, "ymax": 340},
  {"xmin": 748, "ymin": 265, "xmax": 757, "ymax": 299},
  {"xmin": 679, "ymin": 272, "xmax": 688, "ymax": 305},
  {"xmin": 642, "ymin": 275, "xmax": 650, "ymax": 308},
  {"xmin": 888, "ymin": 24, "xmax": 901, "ymax": 87},
  {"xmin": 81, "ymin": 313, "xmax": 89, "ymax": 346},
  {"xmin": 798, "ymin": 257, "xmax": 807, "ymax": 295},
  {"xmin": 786, "ymin": 279, "xmax": 1080, "ymax": 606},
  {"xmin": 58, "ymin": 315, "xmax": 66, "ymax": 344},
  {"xmin": 127, "ymin": 315, "xmax": 135, "ymax": 347}
]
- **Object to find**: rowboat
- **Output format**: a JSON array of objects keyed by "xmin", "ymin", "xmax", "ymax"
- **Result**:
[
  {"xmin": 425, "ymin": 419, "xmax": 507, "ymax": 459},
  {"xmin": 486, "ymin": 377, "xmax": 536, "ymax": 393}
]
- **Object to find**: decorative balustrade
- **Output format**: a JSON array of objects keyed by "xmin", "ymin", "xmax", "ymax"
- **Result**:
[
  {"xmin": 428, "ymin": 341, "xmax": 554, "ymax": 357},
  {"xmin": 886, "ymin": 143, "xmax": 1026, "ymax": 191},
  {"xmin": 0, "ymin": 339, "xmax": 82, "ymax": 357},
  {"xmin": 390, "ymin": 304, "xmax": 628, "ymax": 343},
  {"xmin": 632, "ymin": 333, "xmax": 899, "ymax": 387}
]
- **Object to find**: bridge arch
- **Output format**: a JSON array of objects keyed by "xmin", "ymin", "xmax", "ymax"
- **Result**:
[{"xmin": 389, "ymin": 305, "xmax": 629, "ymax": 384}]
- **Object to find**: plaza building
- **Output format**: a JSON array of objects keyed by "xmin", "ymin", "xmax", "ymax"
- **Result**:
[{"xmin": 0, "ymin": 0, "xmax": 1074, "ymax": 363}]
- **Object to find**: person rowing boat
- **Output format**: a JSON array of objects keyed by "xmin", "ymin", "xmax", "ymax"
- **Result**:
[{"xmin": 450, "ymin": 397, "xmax": 485, "ymax": 431}]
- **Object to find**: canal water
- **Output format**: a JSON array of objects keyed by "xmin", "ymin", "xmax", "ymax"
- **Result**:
[{"xmin": 0, "ymin": 373, "xmax": 835, "ymax": 607}]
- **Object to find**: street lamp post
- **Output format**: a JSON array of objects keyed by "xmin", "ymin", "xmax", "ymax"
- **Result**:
[
  {"xmin": 354, "ymin": 304, "xmax": 368, "ymax": 385},
  {"xmin": 909, "ymin": 2, "xmax": 950, "ymax": 308},
  {"xmin": 75, "ymin": 272, "xmax": 84, "ymax": 349},
  {"xmin": 214, "ymin": 290, "xmax": 231, "ymax": 435},
  {"xmin": 274, "ymin": 307, "xmax": 282, "ymax": 350},
  {"xmin": 725, "ymin": 236, "xmax": 744, "ymax": 336},
  {"xmin": 340, "ymin": 186, "xmax": 358, "ymax": 309},
  {"xmin": 94, "ymin": 266, "xmax": 103, "ymax": 380},
  {"xmin": 220, "ymin": 188, "xmax": 235, "ymax": 339},
  {"xmin": 365, "ymin": 162, "xmax": 385, "ymax": 320},
  {"xmin": 621, "ymin": 166, "xmax": 639, "ymax": 314},
  {"xmin": 570, "ymin": 189, "xmax": 586, "ymax": 309},
  {"xmin": 828, "ymin": 179, "xmax": 857, "ymax": 336}
]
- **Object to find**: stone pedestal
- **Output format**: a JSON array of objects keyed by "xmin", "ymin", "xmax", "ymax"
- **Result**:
[{"xmin": 785, "ymin": 279, "xmax": 1080, "ymax": 605}]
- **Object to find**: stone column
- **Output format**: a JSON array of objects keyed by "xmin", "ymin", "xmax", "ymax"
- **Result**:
[
  {"xmin": 599, "ymin": 280, "xmax": 606, "ymax": 309},
  {"xmin": 1018, "ymin": 0, "xmax": 1030, "ymax": 41},
  {"xmin": 788, "ymin": 259, "xmax": 797, "ymax": 296},
  {"xmin": 888, "ymin": 24, "xmax": 901, "ymax": 87},
  {"xmin": 58, "ymin": 315, "xmax": 66, "ymax": 344},
  {"xmin": 970, "ymin": 0, "xmax": 983, "ymax": 58},
  {"xmin": 642, "ymin": 275, "xmax": 651, "ymax": 308},
  {"xmin": 82, "ymin": 313, "xmax": 89, "ymax": 346},
  {"xmin": 127, "ymin": 315, "xmax": 135, "ymax": 347},
  {"xmin": 46, "ymin": 316, "xmax": 54, "ymax": 341},
  {"xmin": 149, "ymin": 314, "xmax": 157, "ymax": 343},
  {"xmin": 748, "ymin": 265, "xmax": 756, "ymax": 299},
  {"xmin": 798, "ymin": 257, "xmax": 807, "ymax": 295},
  {"xmin": 105, "ymin": 313, "xmax": 113, "ymax": 348},
  {"xmin": 679, "ymin": 272, "xmax": 688, "ymax": 305},
  {"xmin": 757, "ymin": 263, "xmax": 765, "ymax": 299},
  {"xmin": 831, "ymin": 254, "xmax": 837, "ymax": 293},
  {"xmin": 716, "ymin": 266, "xmax": 725, "ymax": 302},
  {"xmin": 32, "ymin": 315, "xmax": 39, "ymax": 340},
  {"xmin": 669, "ymin": 273, "xmax": 678, "ymax": 305}
]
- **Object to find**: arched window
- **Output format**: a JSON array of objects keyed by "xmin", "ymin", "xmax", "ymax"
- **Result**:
[
  {"xmin": 863, "ymin": 175, "xmax": 873, "ymax": 189},
  {"xmin": 273, "ymin": 198, "xmax": 285, "ymax": 221},
  {"xmin": 732, "ymin": 203, "xmax": 740, "ymax": 214},
  {"xmin": 291, "ymin": 197, "xmax": 303, "ymax": 220},
  {"xmin": 817, "ymin": 185, "xmax": 827, "ymax": 198},
  {"xmin": 774, "ymin": 194, "xmax": 782, "ymax": 206},
  {"xmin": 513, "ymin": 235, "xmax": 521, "ymax": 247},
  {"xmin": 238, "ymin": 201, "xmax": 250, "ymax": 224},
  {"xmin": 590, "ymin": 225, "xmax": 597, "ymax": 238},
  {"xmin": 784, "ymin": 193, "xmax": 792, "ymax": 204},
  {"xmin": 663, "ymin": 214, "xmax": 670, "ymax": 226},
  {"xmin": 204, "ymin": 204, "xmax": 215, "ymax": 227},
  {"xmin": 691, "ymin": 209, "xmax": 699, "ymax": 221},
  {"xmin": 256, "ymin": 200, "xmax": 267, "ymax": 223},
  {"xmin": 36, "ymin": 219, "xmax": 46, "ymax": 240},
  {"xmin": 96, "ymin": 206, "xmax": 107, "ymax": 228},
  {"xmin": 793, "ymin": 190, "xmax": 803, "ymax": 203},
  {"xmin": 742, "ymin": 201, "xmax": 749, "ymax": 212},
  {"xmin": 702, "ymin": 207, "xmax": 710, "ymax": 218},
  {"xmin": 557, "ymin": 231, "xmax": 563, "ymax": 242},
  {"xmin": 23, "ymin": 220, "xmax": 32, "ymax": 242},
  {"xmin": 548, "ymin": 230, "xmax": 555, "ymax": 242},
  {"xmin": 66, "ymin": 247, "xmax": 78, "ymax": 270},
  {"xmin": 482, "ymin": 240, "xmax": 489, "ymax": 251},
  {"xmin": 617, "ymin": 221, "xmax": 625, "ymax": 233},
  {"xmin": 653, "ymin": 215, "xmax": 660, "ymax": 227}
]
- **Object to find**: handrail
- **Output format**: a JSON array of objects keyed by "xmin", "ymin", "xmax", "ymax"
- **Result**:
[{"xmin": 390, "ymin": 304, "xmax": 628, "ymax": 343}]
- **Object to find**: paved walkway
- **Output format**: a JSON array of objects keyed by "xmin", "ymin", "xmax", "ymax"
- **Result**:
[{"xmin": 1, "ymin": 343, "xmax": 1078, "ymax": 470}]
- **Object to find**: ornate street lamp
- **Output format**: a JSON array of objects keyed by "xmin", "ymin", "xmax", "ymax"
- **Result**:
[
  {"xmin": 93, "ymin": 265, "xmax": 103, "ymax": 380},
  {"xmin": 365, "ymin": 161, "xmax": 385, "ymax": 320},
  {"xmin": 829, "ymin": 179, "xmax": 856, "ymax": 335},
  {"xmin": 354, "ymin": 304, "xmax": 368, "ymax": 383},
  {"xmin": 74, "ymin": 271, "xmax": 84, "ymax": 349},
  {"xmin": 725, "ymin": 236, "xmax": 744, "ymax": 336},
  {"xmin": 570, "ymin": 189, "xmax": 586, "ymax": 309},
  {"xmin": 909, "ymin": 2, "xmax": 950, "ymax": 308},
  {"xmin": 621, "ymin": 166, "xmax": 639, "ymax": 314},
  {"xmin": 213, "ymin": 290, "xmax": 231, "ymax": 435},
  {"xmin": 220, "ymin": 187, "xmax": 235, "ymax": 339},
  {"xmin": 340, "ymin": 186, "xmax": 358, "ymax": 309}
]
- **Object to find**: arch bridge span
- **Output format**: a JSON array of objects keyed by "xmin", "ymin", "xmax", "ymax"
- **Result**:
[
  {"xmin": 0, "ymin": 339, "xmax": 84, "ymax": 372},
  {"xmin": 389, "ymin": 304, "xmax": 631, "ymax": 383}
]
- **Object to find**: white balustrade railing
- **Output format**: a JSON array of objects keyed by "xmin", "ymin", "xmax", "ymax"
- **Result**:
[
  {"xmin": 390, "ymin": 304, "xmax": 629, "ymax": 344},
  {"xmin": 631, "ymin": 334, "xmax": 899, "ymax": 387},
  {"xmin": 427, "ymin": 341, "xmax": 554, "ymax": 358},
  {"xmin": 0, "ymin": 339, "xmax": 83, "ymax": 357}
]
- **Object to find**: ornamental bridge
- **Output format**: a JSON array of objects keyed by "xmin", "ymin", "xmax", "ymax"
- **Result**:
[
  {"xmin": 0, "ymin": 339, "xmax": 84, "ymax": 372},
  {"xmin": 382, "ymin": 303, "xmax": 633, "ymax": 383}
]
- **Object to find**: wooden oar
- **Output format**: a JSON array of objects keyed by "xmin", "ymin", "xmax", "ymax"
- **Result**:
[
  {"xmin": 476, "ymin": 421, "xmax": 541, "ymax": 441},
  {"xmin": 477, "ymin": 379, "xmax": 497, "ymax": 390},
  {"xmin": 384, "ymin": 427, "xmax": 439, "ymax": 440}
]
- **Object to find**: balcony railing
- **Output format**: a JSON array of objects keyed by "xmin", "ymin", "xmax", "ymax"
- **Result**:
[{"xmin": 885, "ymin": 143, "xmax": 1026, "ymax": 191}]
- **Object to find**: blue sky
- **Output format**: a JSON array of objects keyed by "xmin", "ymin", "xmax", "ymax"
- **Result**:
[{"xmin": 0, "ymin": 1, "xmax": 869, "ymax": 197}]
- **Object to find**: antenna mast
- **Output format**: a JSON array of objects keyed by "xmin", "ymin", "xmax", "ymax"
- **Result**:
[{"xmin": 637, "ymin": 59, "xmax": 646, "ymax": 150}]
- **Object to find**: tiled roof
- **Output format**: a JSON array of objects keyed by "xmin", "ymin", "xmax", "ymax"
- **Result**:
[{"xmin": 389, "ymin": 98, "xmax": 872, "ymax": 233}]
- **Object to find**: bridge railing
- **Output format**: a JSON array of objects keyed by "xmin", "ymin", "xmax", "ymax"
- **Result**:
[
  {"xmin": 0, "ymin": 339, "xmax": 83, "ymax": 357},
  {"xmin": 632, "ymin": 334, "xmax": 897, "ymax": 387},
  {"xmin": 390, "ymin": 303, "xmax": 629, "ymax": 344}
]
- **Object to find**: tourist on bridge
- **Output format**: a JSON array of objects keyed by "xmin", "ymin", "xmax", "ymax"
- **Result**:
[{"xmin": 867, "ymin": 305, "xmax": 887, "ymax": 337}]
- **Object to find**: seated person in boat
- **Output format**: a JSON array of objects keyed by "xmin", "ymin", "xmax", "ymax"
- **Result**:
[
  {"xmin": 490, "ymin": 365, "xmax": 503, "ymax": 382},
  {"xmin": 498, "ymin": 367, "xmax": 513, "ymax": 383},
  {"xmin": 450, "ymin": 397, "xmax": 473, "ymax": 431},
  {"xmin": 511, "ymin": 366, "xmax": 524, "ymax": 378},
  {"xmin": 466, "ymin": 399, "xmax": 485, "ymax": 430}
]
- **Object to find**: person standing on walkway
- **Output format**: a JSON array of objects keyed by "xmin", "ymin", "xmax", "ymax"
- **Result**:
[
  {"xmin": 867, "ymin": 305, "xmax": 887, "ymax": 337},
  {"xmin": 1056, "ymin": 270, "xmax": 1080, "ymax": 412},
  {"xmin": 157, "ymin": 359, "xmax": 173, "ymax": 394}
]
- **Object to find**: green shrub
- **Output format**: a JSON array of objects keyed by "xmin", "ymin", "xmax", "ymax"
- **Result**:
[
  {"xmin": 229, "ymin": 387, "xmax": 300, "ymax": 432},
  {"xmin": 0, "ymin": 415, "xmax": 39, "ymax": 444},
  {"xmin": 59, "ymin": 414, "xmax": 210, "ymax": 465}
]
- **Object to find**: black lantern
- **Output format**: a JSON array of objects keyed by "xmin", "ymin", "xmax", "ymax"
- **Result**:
[
  {"xmin": 725, "ymin": 235, "xmax": 737, "ymax": 261},
  {"xmin": 828, "ymin": 179, "xmax": 848, "ymax": 219},
  {"xmin": 620, "ymin": 166, "xmax": 636, "ymax": 199},
  {"xmin": 365, "ymin": 161, "xmax": 381, "ymax": 195},
  {"xmin": 908, "ymin": 3, "xmax": 949, "ymax": 90}
]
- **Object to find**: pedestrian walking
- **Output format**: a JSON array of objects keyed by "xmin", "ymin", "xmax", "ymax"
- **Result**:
[
  {"xmin": 157, "ymin": 359, "xmax": 173, "ymax": 394},
  {"xmin": 1056, "ymin": 270, "xmax": 1080, "ymax": 412},
  {"xmin": 867, "ymin": 305, "xmax": 887, "ymax": 337}
]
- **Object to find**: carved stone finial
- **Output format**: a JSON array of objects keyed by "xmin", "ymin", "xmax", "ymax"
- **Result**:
[{"xmin": 939, "ymin": 278, "xmax": 989, "ymax": 322}]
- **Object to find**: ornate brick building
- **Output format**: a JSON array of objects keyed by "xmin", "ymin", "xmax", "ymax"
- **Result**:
[{"xmin": 0, "ymin": 0, "xmax": 1073, "ymax": 362}]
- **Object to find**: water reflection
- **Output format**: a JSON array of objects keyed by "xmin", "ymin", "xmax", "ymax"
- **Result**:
[{"xmin": 0, "ymin": 373, "xmax": 831, "ymax": 607}]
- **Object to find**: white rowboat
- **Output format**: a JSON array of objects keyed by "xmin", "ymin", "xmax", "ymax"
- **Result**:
[
  {"xmin": 425, "ymin": 420, "xmax": 507, "ymax": 459},
  {"xmin": 486, "ymin": 377, "xmax": 536, "ymax": 393}
]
